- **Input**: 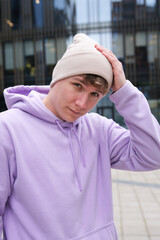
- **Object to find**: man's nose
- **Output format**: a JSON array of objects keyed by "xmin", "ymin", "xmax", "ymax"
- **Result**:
[{"xmin": 75, "ymin": 93, "xmax": 88, "ymax": 109}]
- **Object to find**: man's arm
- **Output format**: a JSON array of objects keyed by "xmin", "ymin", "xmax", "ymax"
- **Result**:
[
  {"xmin": 108, "ymin": 81, "xmax": 160, "ymax": 170},
  {"xmin": 96, "ymin": 45, "xmax": 160, "ymax": 170},
  {"xmin": 0, "ymin": 122, "xmax": 16, "ymax": 237}
]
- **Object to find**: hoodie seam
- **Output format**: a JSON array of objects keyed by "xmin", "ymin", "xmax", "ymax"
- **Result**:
[{"xmin": 70, "ymin": 221, "xmax": 114, "ymax": 240}]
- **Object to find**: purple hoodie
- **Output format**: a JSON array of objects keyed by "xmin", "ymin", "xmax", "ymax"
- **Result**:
[{"xmin": 0, "ymin": 81, "xmax": 160, "ymax": 240}]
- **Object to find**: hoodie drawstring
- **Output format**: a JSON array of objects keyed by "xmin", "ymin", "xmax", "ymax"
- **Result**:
[{"xmin": 55, "ymin": 120, "xmax": 86, "ymax": 191}]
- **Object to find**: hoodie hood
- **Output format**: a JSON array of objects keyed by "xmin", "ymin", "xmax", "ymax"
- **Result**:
[
  {"xmin": 4, "ymin": 85, "xmax": 81, "ymax": 126},
  {"xmin": 3, "ymin": 85, "xmax": 85, "ymax": 191}
]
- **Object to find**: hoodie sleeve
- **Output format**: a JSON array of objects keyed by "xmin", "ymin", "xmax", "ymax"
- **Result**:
[
  {"xmin": 108, "ymin": 80, "xmax": 160, "ymax": 171},
  {"xmin": 0, "ymin": 119, "xmax": 16, "ymax": 237}
]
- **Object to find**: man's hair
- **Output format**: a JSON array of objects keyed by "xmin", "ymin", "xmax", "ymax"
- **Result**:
[{"xmin": 81, "ymin": 74, "xmax": 108, "ymax": 95}]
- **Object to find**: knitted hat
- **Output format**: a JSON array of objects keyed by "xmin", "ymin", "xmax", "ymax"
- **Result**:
[{"xmin": 50, "ymin": 33, "xmax": 113, "ymax": 89}]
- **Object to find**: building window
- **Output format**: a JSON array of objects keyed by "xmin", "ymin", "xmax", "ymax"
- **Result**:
[
  {"xmin": 15, "ymin": 41, "xmax": 24, "ymax": 70},
  {"xmin": 135, "ymin": 32, "xmax": 149, "ymax": 87},
  {"xmin": 146, "ymin": 0, "xmax": 156, "ymax": 7},
  {"xmin": 0, "ymin": 1, "xmax": 1, "ymax": 30},
  {"xmin": 97, "ymin": 106, "xmax": 114, "ymax": 119},
  {"xmin": 125, "ymin": 34, "xmax": 135, "ymax": 84},
  {"xmin": 4, "ymin": 43, "xmax": 14, "ymax": 76},
  {"xmin": 147, "ymin": 32, "xmax": 158, "ymax": 86},
  {"xmin": 3, "ymin": 42, "xmax": 14, "ymax": 87},
  {"xmin": 0, "ymin": 44, "xmax": 2, "ymax": 70},
  {"xmin": 136, "ymin": 0, "xmax": 144, "ymax": 5},
  {"xmin": 75, "ymin": 0, "xmax": 88, "ymax": 24},
  {"xmin": 146, "ymin": 0, "xmax": 157, "ymax": 18},
  {"xmin": 35, "ymin": 40, "xmax": 44, "ymax": 84},
  {"xmin": 45, "ymin": 39, "xmax": 56, "ymax": 84},
  {"xmin": 24, "ymin": 41, "xmax": 35, "ymax": 84},
  {"xmin": 112, "ymin": 33, "xmax": 124, "ymax": 59},
  {"xmin": 32, "ymin": 0, "xmax": 44, "ymax": 28},
  {"xmin": 0, "ymin": 43, "xmax": 3, "ymax": 92},
  {"xmin": 112, "ymin": 0, "xmax": 123, "ymax": 22},
  {"xmin": 53, "ymin": 0, "xmax": 66, "ymax": 25},
  {"xmin": 76, "ymin": 0, "xmax": 111, "ymax": 24},
  {"xmin": 11, "ymin": 0, "xmax": 22, "ymax": 29},
  {"xmin": 56, "ymin": 37, "xmax": 66, "ymax": 61},
  {"xmin": 122, "ymin": 0, "xmax": 136, "ymax": 20},
  {"xmin": 99, "ymin": 0, "xmax": 111, "ymax": 22},
  {"xmin": 147, "ymin": 32, "xmax": 158, "ymax": 64},
  {"xmin": 88, "ymin": 0, "xmax": 98, "ymax": 23},
  {"xmin": 125, "ymin": 34, "xmax": 134, "ymax": 57}
]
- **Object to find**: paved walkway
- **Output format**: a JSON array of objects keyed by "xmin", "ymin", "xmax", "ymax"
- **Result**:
[{"xmin": 112, "ymin": 169, "xmax": 160, "ymax": 240}]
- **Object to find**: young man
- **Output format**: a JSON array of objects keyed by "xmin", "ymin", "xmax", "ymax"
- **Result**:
[{"xmin": 0, "ymin": 33, "xmax": 160, "ymax": 240}]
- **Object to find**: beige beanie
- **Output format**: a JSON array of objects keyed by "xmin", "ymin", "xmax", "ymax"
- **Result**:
[{"xmin": 50, "ymin": 33, "xmax": 113, "ymax": 89}]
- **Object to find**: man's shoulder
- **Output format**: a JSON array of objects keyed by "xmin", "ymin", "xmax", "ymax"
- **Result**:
[
  {"xmin": 82, "ymin": 112, "xmax": 113, "ymax": 128},
  {"xmin": 84, "ymin": 112, "xmax": 110, "ymax": 120},
  {"xmin": 0, "ymin": 108, "xmax": 24, "ymax": 125},
  {"xmin": 0, "ymin": 108, "xmax": 21, "ymax": 116}
]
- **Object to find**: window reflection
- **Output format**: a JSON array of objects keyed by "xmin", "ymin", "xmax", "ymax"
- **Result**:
[
  {"xmin": 75, "ymin": 0, "xmax": 88, "ymax": 24},
  {"xmin": 148, "ymin": 32, "xmax": 158, "ymax": 87},
  {"xmin": 88, "ymin": 0, "xmax": 98, "ymax": 23},
  {"xmin": 24, "ymin": 41, "xmax": 35, "ymax": 82},
  {"xmin": 32, "ymin": 0, "xmax": 44, "ymax": 28},
  {"xmin": 112, "ymin": 1, "xmax": 122, "ymax": 21},
  {"xmin": 135, "ymin": 32, "xmax": 148, "ymax": 86},
  {"xmin": 0, "ymin": 44, "xmax": 3, "ymax": 93},
  {"xmin": 146, "ymin": 0, "xmax": 156, "ymax": 7},
  {"xmin": 75, "ymin": 0, "xmax": 111, "ymax": 24},
  {"xmin": 35, "ymin": 40, "xmax": 44, "ymax": 84},
  {"xmin": 125, "ymin": 34, "xmax": 134, "ymax": 57},
  {"xmin": 4, "ymin": 42, "xmax": 14, "ymax": 87},
  {"xmin": 100, "ymin": 32, "xmax": 112, "ymax": 50},
  {"xmin": 4, "ymin": 43, "xmax": 14, "ymax": 76},
  {"xmin": 11, "ymin": 0, "xmax": 22, "ymax": 29},
  {"xmin": 136, "ymin": 0, "xmax": 144, "ymax": 4},
  {"xmin": 53, "ymin": 0, "xmax": 66, "ymax": 25},
  {"xmin": 122, "ymin": 0, "xmax": 135, "ymax": 19},
  {"xmin": 0, "ymin": 44, "xmax": 2, "ymax": 68},
  {"xmin": 148, "ymin": 32, "xmax": 158, "ymax": 64},
  {"xmin": 56, "ymin": 38, "xmax": 66, "ymax": 61},
  {"xmin": 99, "ymin": 0, "xmax": 111, "ymax": 22},
  {"xmin": 0, "ymin": 2, "xmax": 1, "ymax": 30},
  {"xmin": 112, "ymin": 33, "xmax": 124, "ymax": 59},
  {"xmin": 45, "ymin": 39, "xmax": 56, "ymax": 84},
  {"xmin": 15, "ymin": 42, "xmax": 24, "ymax": 70}
]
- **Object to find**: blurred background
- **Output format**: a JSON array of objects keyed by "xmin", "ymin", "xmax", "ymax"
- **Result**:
[{"xmin": 0, "ymin": 0, "xmax": 160, "ymax": 125}]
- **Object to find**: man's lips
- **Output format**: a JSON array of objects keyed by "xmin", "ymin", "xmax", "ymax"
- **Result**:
[{"xmin": 68, "ymin": 108, "xmax": 82, "ymax": 115}]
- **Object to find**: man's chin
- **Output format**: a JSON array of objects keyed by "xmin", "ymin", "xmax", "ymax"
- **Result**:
[
  {"xmin": 64, "ymin": 113, "xmax": 84, "ymax": 122},
  {"xmin": 64, "ymin": 116, "xmax": 80, "ymax": 122}
]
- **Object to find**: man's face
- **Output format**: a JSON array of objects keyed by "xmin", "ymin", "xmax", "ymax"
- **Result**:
[{"xmin": 43, "ymin": 75, "xmax": 104, "ymax": 122}]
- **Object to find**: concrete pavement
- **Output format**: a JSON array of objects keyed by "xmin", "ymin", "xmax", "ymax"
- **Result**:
[{"xmin": 112, "ymin": 169, "xmax": 160, "ymax": 240}]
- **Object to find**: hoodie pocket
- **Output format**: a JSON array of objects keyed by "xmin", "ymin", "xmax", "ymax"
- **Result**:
[{"xmin": 71, "ymin": 222, "xmax": 118, "ymax": 240}]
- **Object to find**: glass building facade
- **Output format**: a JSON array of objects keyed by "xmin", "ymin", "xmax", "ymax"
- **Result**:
[{"xmin": 0, "ymin": 0, "xmax": 160, "ymax": 124}]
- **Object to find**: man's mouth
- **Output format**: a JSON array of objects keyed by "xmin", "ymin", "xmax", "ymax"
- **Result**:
[{"xmin": 69, "ymin": 108, "xmax": 81, "ymax": 115}]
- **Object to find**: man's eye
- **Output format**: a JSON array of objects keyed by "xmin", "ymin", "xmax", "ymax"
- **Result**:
[
  {"xmin": 92, "ymin": 92, "xmax": 99, "ymax": 97},
  {"xmin": 74, "ymin": 83, "xmax": 82, "ymax": 88}
]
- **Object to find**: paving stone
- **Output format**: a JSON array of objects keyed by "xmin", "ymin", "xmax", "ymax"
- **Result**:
[{"xmin": 112, "ymin": 169, "xmax": 160, "ymax": 239}]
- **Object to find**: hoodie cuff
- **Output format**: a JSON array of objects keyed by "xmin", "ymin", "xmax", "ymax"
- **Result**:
[{"xmin": 109, "ymin": 80, "xmax": 135, "ymax": 105}]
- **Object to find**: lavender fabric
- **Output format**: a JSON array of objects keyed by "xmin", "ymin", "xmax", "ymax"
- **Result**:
[{"xmin": 0, "ymin": 81, "xmax": 160, "ymax": 240}]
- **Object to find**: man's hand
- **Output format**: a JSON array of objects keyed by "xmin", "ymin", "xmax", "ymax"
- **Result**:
[{"xmin": 95, "ymin": 44, "xmax": 127, "ymax": 92}]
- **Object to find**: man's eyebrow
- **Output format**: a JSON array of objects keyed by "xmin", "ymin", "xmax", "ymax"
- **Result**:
[
  {"xmin": 79, "ymin": 79, "xmax": 87, "ymax": 85},
  {"xmin": 72, "ymin": 76, "xmax": 85, "ymax": 82},
  {"xmin": 72, "ymin": 78, "xmax": 87, "ymax": 85},
  {"xmin": 80, "ymin": 80, "xmax": 103, "ymax": 94},
  {"xmin": 73, "ymin": 77, "xmax": 103, "ymax": 94}
]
